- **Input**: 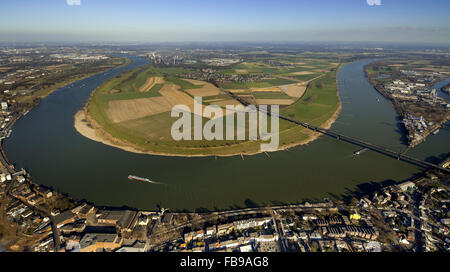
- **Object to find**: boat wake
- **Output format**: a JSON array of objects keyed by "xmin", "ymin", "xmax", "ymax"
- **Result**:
[
  {"xmin": 128, "ymin": 175, "xmax": 163, "ymax": 185},
  {"xmin": 353, "ymin": 148, "xmax": 369, "ymax": 156}
]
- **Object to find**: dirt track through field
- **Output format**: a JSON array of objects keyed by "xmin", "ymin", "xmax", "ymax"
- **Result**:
[
  {"xmin": 289, "ymin": 71, "xmax": 315, "ymax": 75},
  {"xmin": 284, "ymin": 84, "xmax": 307, "ymax": 98},
  {"xmin": 139, "ymin": 76, "xmax": 164, "ymax": 92},
  {"xmin": 250, "ymin": 87, "xmax": 282, "ymax": 93},
  {"xmin": 159, "ymin": 85, "xmax": 195, "ymax": 111},
  {"xmin": 185, "ymin": 81, "xmax": 221, "ymax": 97},
  {"xmin": 255, "ymin": 99, "xmax": 294, "ymax": 105}
]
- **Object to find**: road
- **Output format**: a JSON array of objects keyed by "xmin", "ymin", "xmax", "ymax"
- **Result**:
[
  {"xmin": 5, "ymin": 182, "xmax": 61, "ymax": 250},
  {"xmin": 271, "ymin": 211, "xmax": 288, "ymax": 252},
  {"xmin": 4, "ymin": 178, "xmax": 61, "ymax": 251},
  {"xmin": 0, "ymin": 113, "xmax": 21, "ymax": 173}
]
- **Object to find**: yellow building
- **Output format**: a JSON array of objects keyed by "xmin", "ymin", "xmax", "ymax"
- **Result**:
[
  {"xmin": 442, "ymin": 161, "xmax": 450, "ymax": 169},
  {"xmin": 350, "ymin": 213, "xmax": 361, "ymax": 221}
]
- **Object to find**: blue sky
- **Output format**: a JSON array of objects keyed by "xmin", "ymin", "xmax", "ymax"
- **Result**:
[{"xmin": 1, "ymin": 0, "xmax": 449, "ymax": 43}]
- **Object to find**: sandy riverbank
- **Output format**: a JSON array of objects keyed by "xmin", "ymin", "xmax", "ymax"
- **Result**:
[{"xmin": 74, "ymin": 99, "xmax": 342, "ymax": 158}]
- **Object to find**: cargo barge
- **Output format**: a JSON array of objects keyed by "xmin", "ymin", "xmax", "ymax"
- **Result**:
[{"xmin": 128, "ymin": 175, "xmax": 151, "ymax": 183}]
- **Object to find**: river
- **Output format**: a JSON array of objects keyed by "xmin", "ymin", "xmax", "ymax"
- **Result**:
[
  {"xmin": 434, "ymin": 76, "xmax": 450, "ymax": 102},
  {"xmin": 3, "ymin": 58, "xmax": 450, "ymax": 211}
]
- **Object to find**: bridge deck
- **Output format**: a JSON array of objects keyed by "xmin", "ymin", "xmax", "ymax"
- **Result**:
[{"xmin": 218, "ymin": 84, "xmax": 449, "ymax": 174}]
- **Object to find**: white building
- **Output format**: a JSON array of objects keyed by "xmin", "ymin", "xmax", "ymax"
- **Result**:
[
  {"xmin": 137, "ymin": 214, "xmax": 149, "ymax": 226},
  {"xmin": 206, "ymin": 226, "xmax": 216, "ymax": 236},
  {"xmin": 240, "ymin": 244, "xmax": 253, "ymax": 252},
  {"xmin": 398, "ymin": 181, "xmax": 415, "ymax": 192},
  {"xmin": 17, "ymin": 175, "xmax": 25, "ymax": 183}
]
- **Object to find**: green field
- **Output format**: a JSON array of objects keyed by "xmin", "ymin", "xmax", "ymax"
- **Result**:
[
  {"xmin": 280, "ymin": 69, "xmax": 340, "ymax": 127},
  {"xmin": 164, "ymin": 76, "xmax": 203, "ymax": 91},
  {"xmin": 290, "ymin": 74, "xmax": 321, "ymax": 82},
  {"xmin": 220, "ymin": 78, "xmax": 297, "ymax": 89},
  {"xmin": 252, "ymin": 92, "xmax": 292, "ymax": 100},
  {"xmin": 85, "ymin": 60, "xmax": 340, "ymax": 156}
]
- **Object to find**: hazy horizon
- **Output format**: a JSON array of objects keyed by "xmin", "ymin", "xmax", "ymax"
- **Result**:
[{"xmin": 1, "ymin": 0, "xmax": 450, "ymax": 44}]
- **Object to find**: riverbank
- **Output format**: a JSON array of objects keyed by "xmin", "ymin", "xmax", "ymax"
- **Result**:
[
  {"xmin": 74, "ymin": 101, "xmax": 342, "ymax": 157},
  {"xmin": 17, "ymin": 57, "xmax": 131, "ymax": 105},
  {"xmin": 364, "ymin": 61, "xmax": 450, "ymax": 148},
  {"xmin": 0, "ymin": 57, "xmax": 131, "ymax": 172},
  {"xmin": 442, "ymin": 83, "xmax": 450, "ymax": 94}
]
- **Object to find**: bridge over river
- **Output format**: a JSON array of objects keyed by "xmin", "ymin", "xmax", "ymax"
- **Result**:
[{"xmin": 220, "ymin": 86, "xmax": 450, "ymax": 174}]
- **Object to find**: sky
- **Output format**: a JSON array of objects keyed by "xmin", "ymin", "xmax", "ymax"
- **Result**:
[{"xmin": 0, "ymin": 0, "xmax": 450, "ymax": 44}]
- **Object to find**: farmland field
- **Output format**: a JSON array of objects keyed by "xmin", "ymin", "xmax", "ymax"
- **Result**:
[{"xmin": 82, "ymin": 56, "xmax": 341, "ymax": 156}]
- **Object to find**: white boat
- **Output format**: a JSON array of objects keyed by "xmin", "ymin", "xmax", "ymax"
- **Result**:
[{"xmin": 353, "ymin": 148, "xmax": 369, "ymax": 156}]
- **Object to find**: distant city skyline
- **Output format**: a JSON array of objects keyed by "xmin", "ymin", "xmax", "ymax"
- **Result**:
[{"xmin": 1, "ymin": 0, "xmax": 449, "ymax": 44}]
